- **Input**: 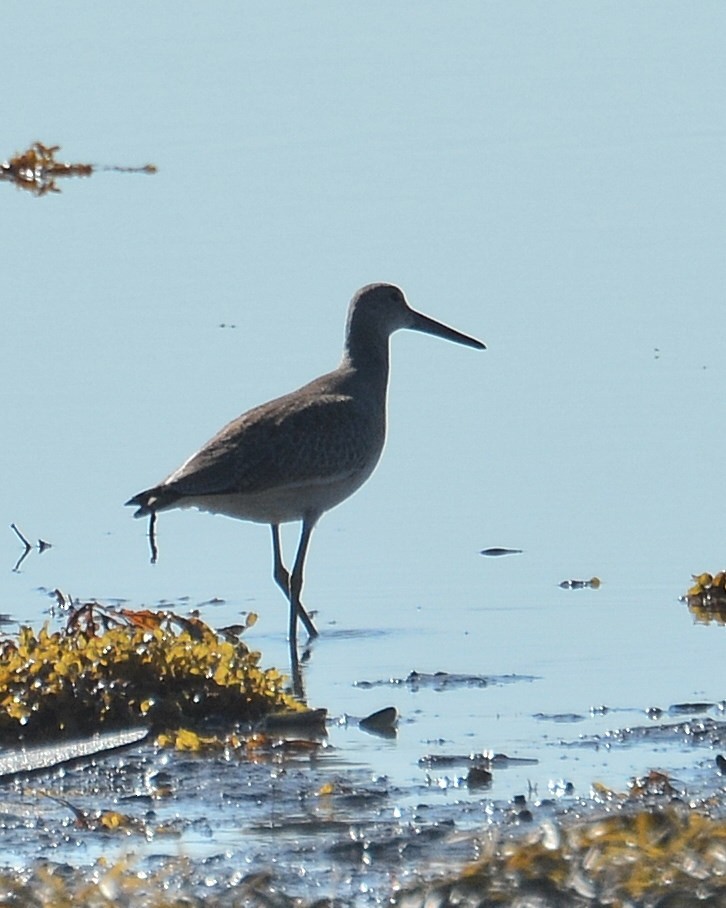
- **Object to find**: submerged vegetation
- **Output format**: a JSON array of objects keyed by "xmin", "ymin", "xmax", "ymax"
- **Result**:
[
  {"xmin": 0, "ymin": 799, "xmax": 723, "ymax": 906},
  {"xmin": 395, "ymin": 802, "xmax": 726, "ymax": 907},
  {"xmin": 0, "ymin": 600, "xmax": 304, "ymax": 743}
]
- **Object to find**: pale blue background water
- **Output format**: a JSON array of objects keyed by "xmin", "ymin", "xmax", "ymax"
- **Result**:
[{"xmin": 2, "ymin": 2, "xmax": 726, "ymax": 806}]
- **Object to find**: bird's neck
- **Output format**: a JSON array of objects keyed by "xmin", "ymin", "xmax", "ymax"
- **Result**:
[{"xmin": 342, "ymin": 331, "xmax": 391, "ymax": 402}]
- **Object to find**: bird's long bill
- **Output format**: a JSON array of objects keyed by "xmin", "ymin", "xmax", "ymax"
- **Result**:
[{"xmin": 408, "ymin": 309, "xmax": 486, "ymax": 350}]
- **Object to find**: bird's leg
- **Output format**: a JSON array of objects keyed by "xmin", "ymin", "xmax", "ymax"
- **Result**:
[
  {"xmin": 288, "ymin": 639, "xmax": 305, "ymax": 701},
  {"xmin": 270, "ymin": 524, "xmax": 318, "ymax": 640},
  {"xmin": 288, "ymin": 518, "xmax": 318, "ymax": 646},
  {"xmin": 271, "ymin": 524, "xmax": 290, "ymax": 597}
]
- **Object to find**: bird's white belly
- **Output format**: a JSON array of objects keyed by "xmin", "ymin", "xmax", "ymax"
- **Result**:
[{"xmin": 178, "ymin": 471, "xmax": 372, "ymax": 525}]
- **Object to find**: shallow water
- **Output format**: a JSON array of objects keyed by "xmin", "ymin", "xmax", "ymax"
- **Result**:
[
  {"xmin": 2, "ymin": 2, "xmax": 726, "ymax": 901},
  {"xmin": 0, "ymin": 700, "xmax": 724, "ymax": 903}
]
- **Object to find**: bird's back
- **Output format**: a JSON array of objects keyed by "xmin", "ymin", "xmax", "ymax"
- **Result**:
[{"xmin": 128, "ymin": 363, "xmax": 387, "ymax": 524}]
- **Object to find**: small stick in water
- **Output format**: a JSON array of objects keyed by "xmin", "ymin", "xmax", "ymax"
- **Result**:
[{"xmin": 148, "ymin": 512, "xmax": 159, "ymax": 564}]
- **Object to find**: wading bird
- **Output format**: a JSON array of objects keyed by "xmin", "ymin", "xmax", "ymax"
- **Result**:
[{"xmin": 126, "ymin": 283, "xmax": 484, "ymax": 669}]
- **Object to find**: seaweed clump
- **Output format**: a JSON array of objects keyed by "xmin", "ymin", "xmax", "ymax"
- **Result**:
[
  {"xmin": 0, "ymin": 601, "xmax": 302, "ymax": 743},
  {"xmin": 0, "ymin": 858, "xmax": 341, "ymax": 907},
  {"xmin": 0, "ymin": 141, "xmax": 156, "ymax": 196},
  {"xmin": 394, "ymin": 803, "xmax": 726, "ymax": 907},
  {"xmin": 3, "ymin": 803, "xmax": 726, "ymax": 907},
  {"xmin": 685, "ymin": 570, "xmax": 726, "ymax": 624}
]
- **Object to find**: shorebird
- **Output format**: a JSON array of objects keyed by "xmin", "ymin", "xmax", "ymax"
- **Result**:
[{"xmin": 126, "ymin": 283, "xmax": 484, "ymax": 653}]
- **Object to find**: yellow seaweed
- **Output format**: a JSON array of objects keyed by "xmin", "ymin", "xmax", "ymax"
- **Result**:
[{"xmin": 0, "ymin": 601, "xmax": 303, "ymax": 743}]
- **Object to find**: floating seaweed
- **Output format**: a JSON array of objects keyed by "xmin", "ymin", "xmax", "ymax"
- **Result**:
[
  {"xmin": 0, "ymin": 141, "xmax": 156, "ymax": 196},
  {"xmin": 156, "ymin": 725, "xmax": 326, "ymax": 760},
  {"xmin": 559, "ymin": 576, "xmax": 601, "ymax": 590},
  {"xmin": 684, "ymin": 570, "xmax": 726, "ymax": 624},
  {"xmin": 42, "ymin": 791, "xmax": 181, "ymax": 838}
]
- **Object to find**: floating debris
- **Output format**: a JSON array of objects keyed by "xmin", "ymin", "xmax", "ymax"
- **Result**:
[
  {"xmin": 355, "ymin": 670, "xmax": 538, "ymax": 691},
  {"xmin": 559, "ymin": 576, "xmax": 601, "ymax": 590},
  {"xmin": 566, "ymin": 715, "xmax": 723, "ymax": 752},
  {"xmin": 156, "ymin": 723, "xmax": 325, "ymax": 757},
  {"xmin": 480, "ymin": 547, "xmax": 523, "ymax": 557},
  {"xmin": 10, "ymin": 523, "xmax": 52, "ymax": 572},
  {"xmin": 668, "ymin": 701, "xmax": 714, "ymax": 716},
  {"xmin": 591, "ymin": 768, "xmax": 683, "ymax": 803},
  {"xmin": 628, "ymin": 768, "xmax": 680, "ymax": 799},
  {"xmin": 418, "ymin": 752, "xmax": 537, "ymax": 769},
  {"xmin": 534, "ymin": 712, "xmax": 587, "ymax": 723},
  {"xmin": 42, "ymin": 791, "xmax": 180, "ymax": 838},
  {"xmin": 0, "ymin": 141, "xmax": 156, "ymax": 197},
  {"xmin": 684, "ymin": 569, "xmax": 726, "ymax": 623}
]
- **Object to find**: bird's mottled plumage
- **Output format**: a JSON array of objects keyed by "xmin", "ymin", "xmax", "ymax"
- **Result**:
[{"xmin": 128, "ymin": 369, "xmax": 384, "ymax": 524}]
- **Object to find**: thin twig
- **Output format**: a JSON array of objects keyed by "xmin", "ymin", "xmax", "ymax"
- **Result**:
[
  {"xmin": 10, "ymin": 523, "xmax": 32, "ymax": 572},
  {"xmin": 10, "ymin": 523, "xmax": 31, "ymax": 552},
  {"xmin": 148, "ymin": 512, "xmax": 158, "ymax": 564}
]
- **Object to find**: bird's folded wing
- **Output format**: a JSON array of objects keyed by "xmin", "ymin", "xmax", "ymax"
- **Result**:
[{"xmin": 162, "ymin": 390, "xmax": 380, "ymax": 498}]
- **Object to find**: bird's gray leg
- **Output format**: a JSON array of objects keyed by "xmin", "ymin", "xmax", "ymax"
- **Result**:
[
  {"xmin": 288, "ymin": 517, "xmax": 318, "ymax": 648},
  {"xmin": 271, "ymin": 524, "xmax": 291, "ymax": 597},
  {"xmin": 270, "ymin": 524, "xmax": 318, "ymax": 640}
]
